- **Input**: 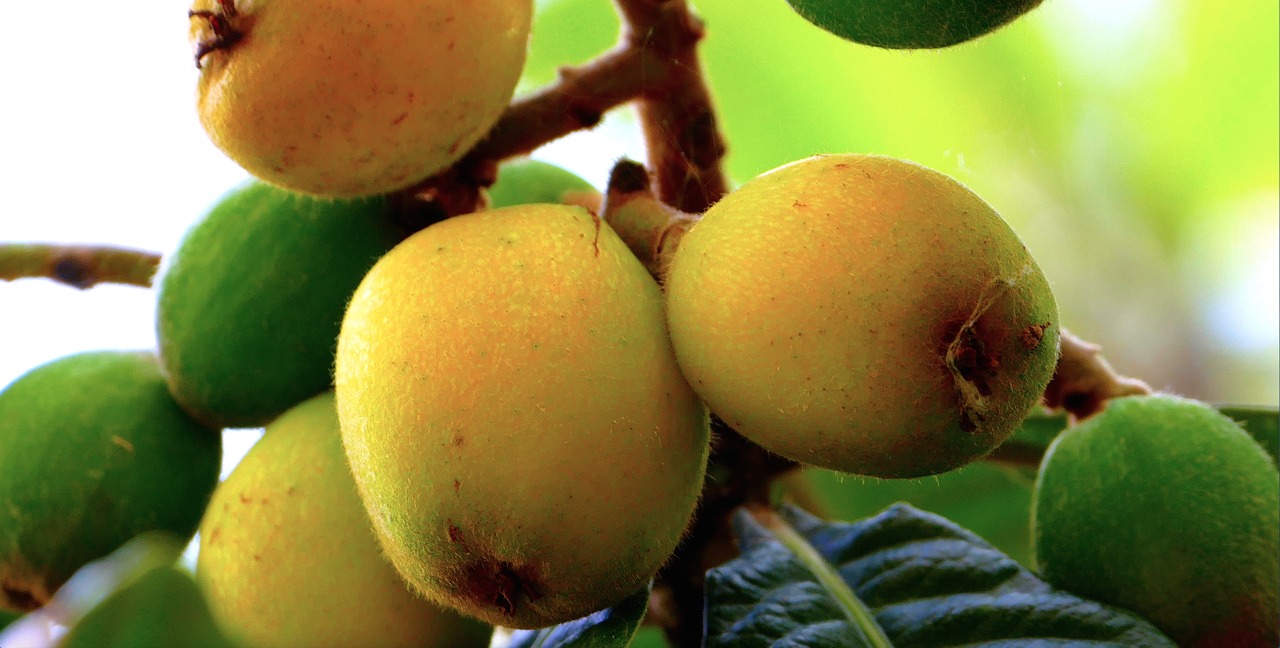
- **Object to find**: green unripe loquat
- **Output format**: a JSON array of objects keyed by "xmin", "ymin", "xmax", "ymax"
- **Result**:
[
  {"xmin": 786, "ymin": 0, "xmax": 1042, "ymax": 49},
  {"xmin": 156, "ymin": 181, "xmax": 402, "ymax": 429},
  {"xmin": 0, "ymin": 351, "xmax": 221, "ymax": 612},
  {"xmin": 487, "ymin": 158, "xmax": 596, "ymax": 210},
  {"xmin": 1033, "ymin": 394, "xmax": 1280, "ymax": 648}
]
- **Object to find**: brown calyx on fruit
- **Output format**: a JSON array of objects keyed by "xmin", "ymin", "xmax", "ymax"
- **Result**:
[
  {"xmin": 461, "ymin": 560, "xmax": 545, "ymax": 619},
  {"xmin": 1, "ymin": 573, "xmax": 47, "ymax": 613},
  {"xmin": 189, "ymin": 0, "xmax": 247, "ymax": 70},
  {"xmin": 943, "ymin": 268, "xmax": 1032, "ymax": 432},
  {"xmin": 447, "ymin": 521, "xmax": 545, "ymax": 621}
]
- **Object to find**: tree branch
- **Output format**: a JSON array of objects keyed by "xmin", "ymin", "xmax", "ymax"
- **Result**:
[
  {"xmin": 620, "ymin": 0, "xmax": 729, "ymax": 213},
  {"xmin": 0, "ymin": 244, "xmax": 160, "ymax": 290},
  {"xmin": 401, "ymin": 0, "xmax": 730, "ymax": 225},
  {"xmin": 1042, "ymin": 328, "xmax": 1152, "ymax": 422}
]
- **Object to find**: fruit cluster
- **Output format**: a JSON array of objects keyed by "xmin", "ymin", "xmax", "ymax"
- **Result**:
[
  {"xmin": 2, "ymin": 1, "xmax": 1277, "ymax": 647},
  {"xmin": 0, "ymin": 145, "xmax": 1063, "ymax": 634}
]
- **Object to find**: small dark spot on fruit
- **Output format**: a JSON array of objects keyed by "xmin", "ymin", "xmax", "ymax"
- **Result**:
[
  {"xmin": 252, "ymin": 554, "xmax": 261, "ymax": 562},
  {"xmin": 238, "ymin": 493, "xmax": 252, "ymax": 504},
  {"xmin": 454, "ymin": 479, "xmax": 461, "ymax": 494},
  {"xmin": 287, "ymin": 485, "xmax": 296, "ymax": 495},
  {"xmin": 392, "ymin": 112, "xmax": 408, "ymax": 125},
  {"xmin": 447, "ymin": 523, "xmax": 463, "ymax": 544},
  {"xmin": 209, "ymin": 526, "xmax": 222, "ymax": 545},
  {"xmin": 452, "ymin": 434, "xmax": 465, "ymax": 447}
]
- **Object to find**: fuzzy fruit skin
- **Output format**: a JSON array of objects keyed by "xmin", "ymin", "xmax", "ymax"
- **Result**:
[
  {"xmin": 191, "ymin": 0, "xmax": 532, "ymax": 197},
  {"xmin": 665, "ymin": 154, "xmax": 1059, "ymax": 478},
  {"xmin": 786, "ymin": 0, "xmax": 1042, "ymax": 49},
  {"xmin": 156, "ymin": 181, "xmax": 401, "ymax": 429},
  {"xmin": 197, "ymin": 393, "xmax": 490, "ymax": 648},
  {"xmin": 487, "ymin": 159, "xmax": 595, "ymax": 209},
  {"xmin": 335, "ymin": 204, "xmax": 710, "ymax": 628},
  {"xmin": 0, "ymin": 351, "xmax": 221, "ymax": 612},
  {"xmin": 1033, "ymin": 395, "xmax": 1280, "ymax": 648}
]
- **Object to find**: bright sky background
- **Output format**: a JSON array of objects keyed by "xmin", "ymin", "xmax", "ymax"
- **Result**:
[{"xmin": 0, "ymin": 0, "xmax": 1276, "ymax": 577}]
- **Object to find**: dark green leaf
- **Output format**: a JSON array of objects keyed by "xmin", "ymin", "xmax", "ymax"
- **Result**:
[
  {"xmin": 705, "ymin": 503, "xmax": 1178, "ymax": 647},
  {"xmin": 1220, "ymin": 405, "xmax": 1280, "ymax": 464},
  {"xmin": 507, "ymin": 585, "xmax": 650, "ymax": 648}
]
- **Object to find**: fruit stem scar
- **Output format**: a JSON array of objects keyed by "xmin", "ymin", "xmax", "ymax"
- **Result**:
[
  {"xmin": 944, "ymin": 263, "xmax": 1032, "ymax": 429},
  {"xmin": 189, "ymin": 0, "xmax": 243, "ymax": 70},
  {"xmin": 1, "ymin": 579, "xmax": 39, "ymax": 612}
]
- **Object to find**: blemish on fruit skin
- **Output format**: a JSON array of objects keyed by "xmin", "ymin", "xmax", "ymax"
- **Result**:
[
  {"xmin": 453, "ymin": 479, "xmax": 461, "ymax": 494},
  {"xmin": 447, "ymin": 522, "xmax": 463, "ymax": 544},
  {"xmin": 1022, "ymin": 321, "xmax": 1051, "ymax": 349},
  {"xmin": 392, "ymin": 112, "xmax": 408, "ymax": 125},
  {"xmin": 109, "ymin": 435, "xmax": 135, "ymax": 452},
  {"xmin": 238, "ymin": 492, "xmax": 252, "ymax": 504}
]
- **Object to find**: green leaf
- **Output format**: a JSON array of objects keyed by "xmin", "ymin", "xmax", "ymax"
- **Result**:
[
  {"xmin": 506, "ymin": 585, "xmax": 650, "ymax": 648},
  {"xmin": 705, "ymin": 503, "xmax": 1178, "ymax": 647},
  {"xmin": 1220, "ymin": 405, "xmax": 1280, "ymax": 464}
]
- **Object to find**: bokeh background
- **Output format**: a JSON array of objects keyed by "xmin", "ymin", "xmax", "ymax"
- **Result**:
[{"xmin": 1, "ymin": 0, "xmax": 1276, "ymax": 644}]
